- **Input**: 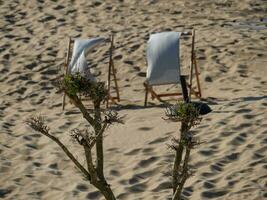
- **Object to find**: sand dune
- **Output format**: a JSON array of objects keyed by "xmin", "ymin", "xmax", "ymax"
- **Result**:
[{"xmin": 0, "ymin": 0, "xmax": 266, "ymax": 199}]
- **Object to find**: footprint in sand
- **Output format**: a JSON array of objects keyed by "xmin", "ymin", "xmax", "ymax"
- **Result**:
[
  {"xmin": 53, "ymin": 5, "xmax": 65, "ymax": 10},
  {"xmin": 126, "ymin": 182, "xmax": 147, "ymax": 193},
  {"xmin": 76, "ymin": 183, "xmax": 88, "ymax": 192},
  {"xmin": 152, "ymin": 181, "xmax": 172, "ymax": 192},
  {"xmin": 203, "ymin": 181, "xmax": 216, "ymax": 189},
  {"xmin": 110, "ymin": 169, "xmax": 120, "ymax": 176},
  {"xmin": 87, "ymin": 191, "xmax": 101, "ymax": 199},
  {"xmin": 114, "ymin": 54, "xmax": 123, "ymax": 60},
  {"xmin": 137, "ymin": 156, "xmax": 159, "ymax": 168},
  {"xmin": 124, "ymin": 148, "xmax": 141, "ymax": 156},
  {"xmin": 182, "ymin": 186, "xmax": 194, "ymax": 198},
  {"xmin": 201, "ymin": 189, "xmax": 228, "ymax": 199},
  {"xmin": 123, "ymin": 60, "xmax": 134, "ymax": 65},
  {"xmin": 138, "ymin": 126, "xmax": 153, "ymax": 131},
  {"xmin": 148, "ymin": 136, "xmax": 169, "ymax": 145},
  {"xmin": 129, "ymin": 44, "xmax": 140, "ymax": 53},
  {"xmin": 137, "ymin": 72, "xmax": 146, "ymax": 77},
  {"xmin": 0, "ymin": 188, "xmax": 13, "ymax": 198},
  {"xmin": 229, "ymin": 133, "xmax": 247, "ymax": 146}
]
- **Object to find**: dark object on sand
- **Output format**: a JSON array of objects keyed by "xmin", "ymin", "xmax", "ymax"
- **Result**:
[{"xmin": 191, "ymin": 101, "xmax": 212, "ymax": 115}]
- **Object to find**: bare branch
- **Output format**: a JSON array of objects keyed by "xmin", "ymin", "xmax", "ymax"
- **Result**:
[
  {"xmin": 83, "ymin": 145, "xmax": 97, "ymax": 182},
  {"xmin": 172, "ymin": 141, "xmax": 184, "ymax": 194},
  {"xmin": 89, "ymin": 122, "xmax": 108, "ymax": 150},
  {"xmin": 70, "ymin": 129, "xmax": 88, "ymax": 145},
  {"xmin": 103, "ymin": 110, "xmax": 124, "ymax": 124},
  {"xmin": 26, "ymin": 116, "xmax": 91, "ymax": 181},
  {"xmin": 166, "ymin": 137, "xmax": 180, "ymax": 151},
  {"xmin": 172, "ymin": 147, "xmax": 191, "ymax": 200},
  {"xmin": 67, "ymin": 94, "xmax": 95, "ymax": 126},
  {"xmin": 28, "ymin": 72, "xmax": 118, "ymax": 200}
]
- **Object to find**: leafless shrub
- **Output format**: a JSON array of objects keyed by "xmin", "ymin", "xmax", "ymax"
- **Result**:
[
  {"xmin": 165, "ymin": 102, "xmax": 204, "ymax": 200},
  {"xmin": 26, "ymin": 73, "xmax": 121, "ymax": 200}
]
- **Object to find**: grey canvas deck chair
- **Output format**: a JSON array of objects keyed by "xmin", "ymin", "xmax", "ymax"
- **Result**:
[
  {"xmin": 62, "ymin": 35, "xmax": 120, "ymax": 110},
  {"xmin": 144, "ymin": 30, "xmax": 201, "ymax": 106}
]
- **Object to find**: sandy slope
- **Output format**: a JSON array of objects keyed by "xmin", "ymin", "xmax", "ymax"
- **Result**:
[{"xmin": 0, "ymin": 0, "xmax": 267, "ymax": 199}]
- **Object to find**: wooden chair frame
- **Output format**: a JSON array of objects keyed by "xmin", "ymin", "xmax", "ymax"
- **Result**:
[
  {"xmin": 144, "ymin": 29, "xmax": 202, "ymax": 106},
  {"xmin": 62, "ymin": 35, "xmax": 120, "ymax": 110}
]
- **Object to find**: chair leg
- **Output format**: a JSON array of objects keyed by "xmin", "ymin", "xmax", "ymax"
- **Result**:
[
  {"xmin": 111, "ymin": 60, "xmax": 120, "ymax": 102},
  {"xmin": 62, "ymin": 37, "xmax": 72, "ymax": 111},
  {"xmin": 180, "ymin": 76, "xmax": 189, "ymax": 103},
  {"xmin": 144, "ymin": 83, "xmax": 148, "ymax": 107},
  {"xmin": 187, "ymin": 84, "xmax": 200, "ymax": 98},
  {"xmin": 193, "ymin": 54, "xmax": 202, "ymax": 98},
  {"xmin": 188, "ymin": 31, "xmax": 195, "ymax": 101},
  {"xmin": 62, "ymin": 93, "xmax": 66, "ymax": 110},
  {"xmin": 148, "ymin": 87, "xmax": 162, "ymax": 102},
  {"xmin": 106, "ymin": 95, "xmax": 109, "ymax": 108}
]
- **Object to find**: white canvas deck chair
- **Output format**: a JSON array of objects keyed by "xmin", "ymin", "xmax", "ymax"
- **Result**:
[
  {"xmin": 62, "ymin": 35, "xmax": 120, "ymax": 110},
  {"xmin": 144, "ymin": 30, "xmax": 201, "ymax": 106}
]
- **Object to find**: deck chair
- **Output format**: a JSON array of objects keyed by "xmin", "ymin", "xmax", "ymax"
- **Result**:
[
  {"xmin": 144, "ymin": 30, "xmax": 201, "ymax": 106},
  {"xmin": 62, "ymin": 35, "xmax": 120, "ymax": 110}
]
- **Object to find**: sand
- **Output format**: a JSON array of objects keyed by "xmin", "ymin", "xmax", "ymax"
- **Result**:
[{"xmin": 0, "ymin": 0, "xmax": 267, "ymax": 199}]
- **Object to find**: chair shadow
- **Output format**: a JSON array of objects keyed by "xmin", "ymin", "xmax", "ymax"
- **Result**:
[
  {"xmin": 78, "ymin": 95, "xmax": 267, "ymax": 112},
  {"xmin": 201, "ymin": 95, "xmax": 267, "ymax": 104},
  {"xmin": 110, "ymin": 103, "xmax": 168, "ymax": 111},
  {"xmin": 200, "ymin": 95, "xmax": 267, "ymax": 113},
  {"xmin": 236, "ymin": 95, "xmax": 267, "ymax": 102}
]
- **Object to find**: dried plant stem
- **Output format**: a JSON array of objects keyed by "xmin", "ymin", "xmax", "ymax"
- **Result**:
[
  {"xmin": 66, "ymin": 93, "xmax": 116, "ymax": 200},
  {"xmin": 171, "ymin": 117, "xmax": 194, "ymax": 200},
  {"xmin": 83, "ymin": 145, "xmax": 97, "ymax": 181},
  {"xmin": 94, "ymin": 102, "xmax": 105, "ymax": 180},
  {"xmin": 47, "ymin": 137, "xmax": 91, "ymax": 180},
  {"xmin": 93, "ymin": 181, "xmax": 116, "ymax": 200},
  {"xmin": 172, "ymin": 122, "xmax": 187, "ymax": 193},
  {"xmin": 172, "ymin": 147, "xmax": 191, "ymax": 200},
  {"xmin": 26, "ymin": 118, "xmax": 91, "ymax": 180},
  {"xmin": 172, "ymin": 142, "xmax": 184, "ymax": 193},
  {"xmin": 27, "ymin": 74, "xmax": 118, "ymax": 200},
  {"xmin": 166, "ymin": 102, "xmax": 209, "ymax": 199},
  {"xmin": 84, "ymin": 143, "xmax": 116, "ymax": 200}
]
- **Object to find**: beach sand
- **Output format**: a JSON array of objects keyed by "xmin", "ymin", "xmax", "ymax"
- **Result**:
[{"xmin": 0, "ymin": 0, "xmax": 267, "ymax": 199}]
